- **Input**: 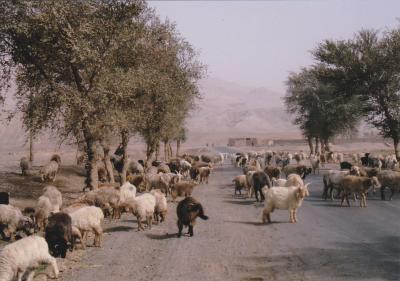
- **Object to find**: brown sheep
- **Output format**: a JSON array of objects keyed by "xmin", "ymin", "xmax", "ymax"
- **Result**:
[
  {"xmin": 232, "ymin": 175, "xmax": 248, "ymax": 196},
  {"xmin": 264, "ymin": 166, "xmax": 281, "ymax": 180},
  {"xmin": 198, "ymin": 167, "xmax": 211, "ymax": 184},
  {"xmin": 170, "ymin": 181, "xmax": 195, "ymax": 202},
  {"xmin": 283, "ymin": 165, "xmax": 312, "ymax": 180},
  {"xmin": 177, "ymin": 197, "xmax": 208, "ymax": 237},
  {"xmin": 340, "ymin": 176, "xmax": 381, "ymax": 207},
  {"xmin": 127, "ymin": 174, "xmax": 144, "ymax": 191}
]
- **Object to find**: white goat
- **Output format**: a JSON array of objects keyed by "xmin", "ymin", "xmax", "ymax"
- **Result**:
[
  {"xmin": 0, "ymin": 236, "xmax": 59, "ymax": 281},
  {"xmin": 262, "ymin": 184, "xmax": 309, "ymax": 223},
  {"xmin": 69, "ymin": 206, "xmax": 104, "ymax": 248}
]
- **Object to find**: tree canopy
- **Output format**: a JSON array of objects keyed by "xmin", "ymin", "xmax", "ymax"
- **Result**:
[{"xmin": 0, "ymin": 0, "xmax": 204, "ymax": 188}]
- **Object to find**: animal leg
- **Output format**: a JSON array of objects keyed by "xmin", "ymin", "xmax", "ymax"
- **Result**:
[
  {"xmin": 289, "ymin": 210, "xmax": 295, "ymax": 223},
  {"xmin": 147, "ymin": 215, "xmax": 153, "ymax": 230},
  {"xmin": 25, "ymin": 270, "xmax": 36, "ymax": 281},
  {"xmin": 389, "ymin": 189, "xmax": 394, "ymax": 201},
  {"xmin": 345, "ymin": 194, "xmax": 350, "ymax": 207},
  {"xmin": 177, "ymin": 221, "xmax": 183, "ymax": 238},
  {"xmin": 188, "ymin": 225, "xmax": 194, "ymax": 237}
]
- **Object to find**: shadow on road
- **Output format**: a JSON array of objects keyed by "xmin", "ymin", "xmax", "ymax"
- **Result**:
[
  {"xmin": 242, "ymin": 235, "xmax": 400, "ymax": 280},
  {"xmin": 145, "ymin": 233, "xmax": 178, "ymax": 240},
  {"xmin": 104, "ymin": 226, "xmax": 135, "ymax": 233},
  {"xmin": 223, "ymin": 200, "xmax": 255, "ymax": 206},
  {"xmin": 224, "ymin": 220, "xmax": 266, "ymax": 226}
]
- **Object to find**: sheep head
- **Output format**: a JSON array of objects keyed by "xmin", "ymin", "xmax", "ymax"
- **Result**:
[{"xmin": 296, "ymin": 183, "xmax": 310, "ymax": 200}]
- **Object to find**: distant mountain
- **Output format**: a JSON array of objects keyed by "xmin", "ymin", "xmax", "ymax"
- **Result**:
[
  {"xmin": 0, "ymin": 77, "xmax": 301, "ymax": 149},
  {"xmin": 185, "ymin": 78, "xmax": 301, "ymax": 144}
]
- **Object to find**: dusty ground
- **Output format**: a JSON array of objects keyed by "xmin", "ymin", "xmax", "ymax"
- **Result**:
[
  {"xmin": 0, "ymin": 145, "xmax": 399, "ymax": 281},
  {"xmin": 57, "ymin": 152, "xmax": 398, "ymax": 281}
]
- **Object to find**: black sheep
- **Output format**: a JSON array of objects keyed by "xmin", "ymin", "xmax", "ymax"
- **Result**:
[
  {"xmin": 0, "ymin": 192, "xmax": 9, "ymax": 205},
  {"xmin": 252, "ymin": 171, "xmax": 272, "ymax": 202},
  {"xmin": 340, "ymin": 161, "xmax": 353, "ymax": 170},
  {"xmin": 45, "ymin": 212, "xmax": 73, "ymax": 258},
  {"xmin": 177, "ymin": 197, "xmax": 208, "ymax": 237}
]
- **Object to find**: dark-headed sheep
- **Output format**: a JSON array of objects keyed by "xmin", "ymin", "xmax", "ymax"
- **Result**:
[
  {"xmin": 177, "ymin": 197, "xmax": 208, "ymax": 237},
  {"xmin": 45, "ymin": 212, "xmax": 73, "ymax": 258},
  {"xmin": 39, "ymin": 154, "xmax": 61, "ymax": 182},
  {"xmin": 340, "ymin": 161, "xmax": 353, "ymax": 170},
  {"xmin": 0, "ymin": 192, "xmax": 9, "ymax": 205}
]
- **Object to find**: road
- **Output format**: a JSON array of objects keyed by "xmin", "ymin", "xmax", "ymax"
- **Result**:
[{"xmin": 60, "ymin": 157, "xmax": 400, "ymax": 281}]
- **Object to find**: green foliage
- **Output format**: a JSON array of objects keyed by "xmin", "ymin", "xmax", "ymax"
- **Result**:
[
  {"xmin": 0, "ymin": 0, "xmax": 204, "ymax": 186},
  {"xmin": 313, "ymin": 28, "xmax": 400, "ymax": 152},
  {"xmin": 285, "ymin": 66, "xmax": 361, "ymax": 143}
]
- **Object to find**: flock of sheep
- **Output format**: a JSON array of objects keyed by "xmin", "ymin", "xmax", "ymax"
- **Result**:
[
  {"xmin": 1, "ymin": 146, "xmax": 399, "ymax": 281},
  {"xmin": 0, "ymin": 151, "xmax": 224, "ymax": 281},
  {"xmin": 230, "ymin": 150, "xmax": 400, "ymax": 223}
]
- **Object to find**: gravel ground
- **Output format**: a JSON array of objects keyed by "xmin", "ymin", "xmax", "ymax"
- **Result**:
[{"xmin": 59, "ymin": 157, "xmax": 400, "ymax": 281}]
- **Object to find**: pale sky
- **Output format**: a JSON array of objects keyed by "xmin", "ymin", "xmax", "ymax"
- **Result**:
[{"xmin": 149, "ymin": 0, "xmax": 400, "ymax": 94}]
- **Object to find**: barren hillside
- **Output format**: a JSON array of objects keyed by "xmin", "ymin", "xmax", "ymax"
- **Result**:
[{"xmin": 185, "ymin": 78, "xmax": 300, "ymax": 145}]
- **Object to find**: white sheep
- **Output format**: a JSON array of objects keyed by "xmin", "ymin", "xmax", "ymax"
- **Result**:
[
  {"xmin": 0, "ymin": 205, "xmax": 33, "ymax": 241},
  {"xmin": 150, "ymin": 189, "xmax": 168, "ymax": 223},
  {"xmin": 119, "ymin": 181, "xmax": 137, "ymax": 203},
  {"xmin": 69, "ymin": 206, "xmax": 104, "ymax": 248},
  {"xmin": 323, "ymin": 170, "xmax": 349, "ymax": 200},
  {"xmin": 123, "ymin": 193, "xmax": 156, "ymax": 231},
  {"xmin": 42, "ymin": 185, "xmax": 63, "ymax": 211},
  {"xmin": 146, "ymin": 173, "xmax": 169, "ymax": 194},
  {"xmin": 310, "ymin": 157, "xmax": 320, "ymax": 174},
  {"xmin": 285, "ymin": 174, "xmax": 305, "ymax": 188},
  {"xmin": 180, "ymin": 160, "xmax": 192, "ymax": 177},
  {"xmin": 0, "ymin": 235, "xmax": 59, "ymax": 281},
  {"xmin": 39, "ymin": 155, "xmax": 61, "ymax": 182},
  {"xmin": 272, "ymin": 178, "xmax": 287, "ymax": 187},
  {"xmin": 262, "ymin": 184, "xmax": 310, "ymax": 224},
  {"xmin": 35, "ymin": 186, "xmax": 62, "ymax": 231}
]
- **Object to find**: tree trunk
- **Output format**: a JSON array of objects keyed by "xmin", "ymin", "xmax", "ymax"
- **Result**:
[
  {"xmin": 120, "ymin": 130, "xmax": 129, "ymax": 185},
  {"xmin": 29, "ymin": 130, "xmax": 34, "ymax": 163},
  {"xmin": 307, "ymin": 136, "xmax": 314, "ymax": 155},
  {"xmin": 315, "ymin": 137, "xmax": 321, "ymax": 154},
  {"xmin": 168, "ymin": 142, "xmax": 173, "ymax": 159},
  {"xmin": 155, "ymin": 142, "xmax": 160, "ymax": 160},
  {"xmin": 146, "ymin": 141, "xmax": 155, "ymax": 167},
  {"xmin": 394, "ymin": 138, "xmax": 399, "ymax": 161},
  {"xmin": 102, "ymin": 142, "xmax": 115, "ymax": 184},
  {"xmin": 82, "ymin": 120, "xmax": 98, "ymax": 190},
  {"xmin": 163, "ymin": 141, "xmax": 168, "ymax": 161},
  {"xmin": 176, "ymin": 139, "xmax": 181, "ymax": 157},
  {"xmin": 324, "ymin": 138, "xmax": 330, "ymax": 152}
]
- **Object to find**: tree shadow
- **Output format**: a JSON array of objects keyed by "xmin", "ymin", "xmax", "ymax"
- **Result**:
[{"xmin": 240, "ymin": 236, "xmax": 400, "ymax": 280}]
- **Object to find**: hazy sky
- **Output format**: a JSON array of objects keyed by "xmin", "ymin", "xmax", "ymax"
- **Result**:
[{"xmin": 149, "ymin": 0, "xmax": 400, "ymax": 94}]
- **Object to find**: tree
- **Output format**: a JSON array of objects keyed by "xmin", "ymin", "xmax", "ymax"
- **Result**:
[
  {"xmin": 1, "ymin": 0, "xmax": 198, "ymax": 188},
  {"xmin": 314, "ymin": 29, "xmax": 400, "ymax": 159},
  {"xmin": 285, "ymin": 66, "xmax": 361, "ymax": 154},
  {"xmin": 174, "ymin": 127, "xmax": 187, "ymax": 157}
]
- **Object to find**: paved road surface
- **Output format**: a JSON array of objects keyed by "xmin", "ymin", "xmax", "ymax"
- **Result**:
[{"xmin": 61, "ymin": 156, "xmax": 400, "ymax": 281}]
